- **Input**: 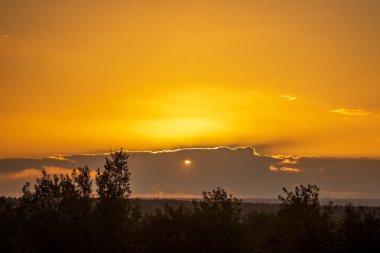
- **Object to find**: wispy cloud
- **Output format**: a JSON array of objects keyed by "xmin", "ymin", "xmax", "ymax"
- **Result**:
[
  {"xmin": 0, "ymin": 166, "xmax": 97, "ymax": 181},
  {"xmin": 280, "ymin": 167, "xmax": 301, "ymax": 172},
  {"xmin": 0, "ymin": 168, "xmax": 41, "ymax": 180},
  {"xmin": 279, "ymin": 158, "xmax": 298, "ymax": 165},
  {"xmin": 42, "ymin": 166, "xmax": 97, "ymax": 178},
  {"xmin": 281, "ymin": 94, "xmax": 297, "ymax": 100},
  {"xmin": 42, "ymin": 166, "xmax": 72, "ymax": 175},
  {"xmin": 1, "ymin": 34, "xmax": 11, "ymax": 39},
  {"xmin": 45, "ymin": 154, "xmax": 73, "ymax": 161},
  {"xmin": 330, "ymin": 108, "xmax": 369, "ymax": 116},
  {"xmin": 269, "ymin": 165, "xmax": 301, "ymax": 173}
]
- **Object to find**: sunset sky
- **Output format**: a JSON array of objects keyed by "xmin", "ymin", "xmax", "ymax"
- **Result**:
[
  {"xmin": 1, "ymin": 0, "xmax": 379, "ymax": 158},
  {"xmin": 1, "ymin": 1, "xmax": 380, "ymax": 198}
]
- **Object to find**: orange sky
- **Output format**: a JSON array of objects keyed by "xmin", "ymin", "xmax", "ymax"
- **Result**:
[{"xmin": 1, "ymin": 0, "xmax": 380, "ymax": 158}]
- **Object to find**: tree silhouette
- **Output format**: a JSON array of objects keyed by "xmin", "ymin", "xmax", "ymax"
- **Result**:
[
  {"xmin": 17, "ymin": 167, "xmax": 95, "ymax": 253},
  {"xmin": 337, "ymin": 204, "xmax": 380, "ymax": 252},
  {"xmin": 188, "ymin": 187, "xmax": 245, "ymax": 253},
  {"xmin": 272, "ymin": 184, "xmax": 335, "ymax": 253},
  {"xmin": 140, "ymin": 204, "xmax": 192, "ymax": 253},
  {"xmin": 95, "ymin": 148, "xmax": 140, "ymax": 252},
  {"xmin": 96, "ymin": 149, "xmax": 131, "ymax": 202}
]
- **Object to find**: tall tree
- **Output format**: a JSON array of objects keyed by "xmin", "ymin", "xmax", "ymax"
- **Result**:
[{"xmin": 95, "ymin": 148, "xmax": 138, "ymax": 252}]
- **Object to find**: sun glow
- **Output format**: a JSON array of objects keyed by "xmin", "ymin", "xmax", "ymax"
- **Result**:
[{"xmin": 184, "ymin": 160, "xmax": 192, "ymax": 165}]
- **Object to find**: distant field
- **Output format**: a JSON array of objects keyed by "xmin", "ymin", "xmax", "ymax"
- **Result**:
[
  {"xmin": 135, "ymin": 198, "xmax": 380, "ymax": 215},
  {"xmin": 244, "ymin": 198, "xmax": 380, "ymax": 206}
]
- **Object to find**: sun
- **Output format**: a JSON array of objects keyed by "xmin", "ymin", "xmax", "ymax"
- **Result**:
[{"xmin": 184, "ymin": 160, "xmax": 192, "ymax": 165}]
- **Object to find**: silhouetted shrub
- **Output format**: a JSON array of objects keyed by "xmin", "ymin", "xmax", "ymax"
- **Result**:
[
  {"xmin": 187, "ymin": 187, "xmax": 245, "ymax": 253},
  {"xmin": 337, "ymin": 204, "xmax": 380, "ymax": 252}
]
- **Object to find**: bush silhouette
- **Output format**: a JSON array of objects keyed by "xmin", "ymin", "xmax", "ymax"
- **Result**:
[{"xmin": 337, "ymin": 204, "xmax": 380, "ymax": 252}]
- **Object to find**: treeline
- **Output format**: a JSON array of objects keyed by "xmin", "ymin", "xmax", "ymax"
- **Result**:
[{"xmin": 1, "ymin": 150, "xmax": 380, "ymax": 253}]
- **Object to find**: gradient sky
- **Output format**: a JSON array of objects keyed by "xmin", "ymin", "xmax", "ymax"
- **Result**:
[{"xmin": 1, "ymin": 0, "xmax": 380, "ymax": 158}]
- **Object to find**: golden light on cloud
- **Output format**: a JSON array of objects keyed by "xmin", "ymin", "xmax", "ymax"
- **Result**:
[
  {"xmin": 279, "ymin": 158, "xmax": 298, "ymax": 165},
  {"xmin": 281, "ymin": 94, "xmax": 297, "ymax": 100},
  {"xmin": 46, "ymin": 154, "xmax": 71, "ymax": 161},
  {"xmin": 0, "ymin": 169, "xmax": 41, "ymax": 180},
  {"xmin": 0, "ymin": 167, "xmax": 74, "ymax": 181},
  {"xmin": 42, "ymin": 166, "xmax": 72, "ymax": 175},
  {"xmin": 329, "ymin": 108, "xmax": 370, "ymax": 116},
  {"xmin": 269, "ymin": 166, "xmax": 301, "ymax": 173},
  {"xmin": 269, "ymin": 166, "xmax": 278, "ymax": 172},
  {"xmin": 184, "ymin": 160, "xmax": 192, "ymax": 165}
]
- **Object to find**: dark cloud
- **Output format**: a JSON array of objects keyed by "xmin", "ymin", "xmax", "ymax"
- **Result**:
[
  {"xmin": 0, "ymin": 158, "xmax": 74, "ymax": 173},
  {"xmin": 0, "ymin": 147, "xmax": 380, "ymax": 198}
]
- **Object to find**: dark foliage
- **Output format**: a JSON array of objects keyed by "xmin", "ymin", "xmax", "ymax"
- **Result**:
[{"xmin": 0, "ymin": 149, "xmax": 379, "ymax": 253}]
